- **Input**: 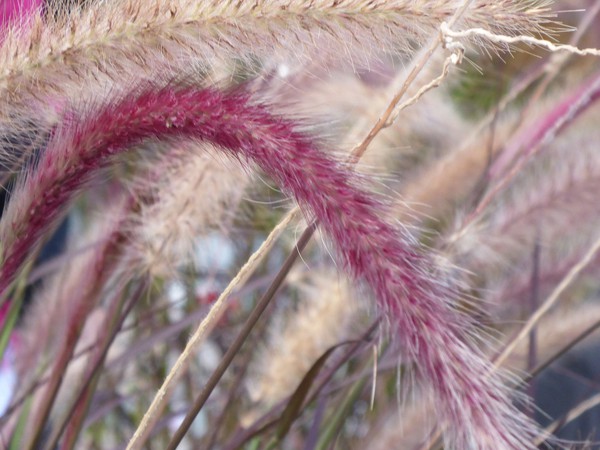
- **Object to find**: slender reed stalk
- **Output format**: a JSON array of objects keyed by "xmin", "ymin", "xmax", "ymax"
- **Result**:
[
  {"xmin": 165, "ymin": 221, "xmax": 318, "ymax": 450},
  {"xmin": 494, "ymin": 231, "xmax": 600, "ymax": 368},
  {"xmin": 48, "ymin": 280, "xmax": 148, "ymax": 450}
]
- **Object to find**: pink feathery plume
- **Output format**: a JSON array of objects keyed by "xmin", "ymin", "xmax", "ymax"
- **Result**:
[
  {"xmin": 1, "ymin": 0, "xmax": 40, "ymax": 29},
  {"xmin": 491, "ymin": 71, "xmax": 600, "ymax": 178},
  {"xmin": 0, "ymin": 86, "xmax": 537, "ymax": 448}
]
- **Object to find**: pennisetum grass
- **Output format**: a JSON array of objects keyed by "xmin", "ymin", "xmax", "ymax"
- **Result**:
[
  {"xmin": 247, "ymin": 271, "xmax": 362, "ymax": 408},
  {"xmin": 0, "ymin": 0, "xmax": 557, "ymax": 171},
  {"xmin": 2, "ymin": 0, "xmax": 600, "ymax": 449},
  {"xmin": 1, "ymin": 83, "xmax": 540, "ymax": 448},
  {"xmin": 127, "ymin": 142, "xmax": 250, "ymax": 277}
]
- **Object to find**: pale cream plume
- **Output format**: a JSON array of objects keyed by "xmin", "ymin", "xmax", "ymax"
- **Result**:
[
  {"xmin": 0, "ymin": 0, "xmax": 554, "ymax": 152},
  {"xmin": 247, "ymin": 270, "xmax": 362, "ymax": 408},
  {"xmin": 127, "ymin": 142, "xmax": 250, "ymax": 277},
  {"xmin": 267, "ymin": 50, "xmax": 469, "ymax": 183}
]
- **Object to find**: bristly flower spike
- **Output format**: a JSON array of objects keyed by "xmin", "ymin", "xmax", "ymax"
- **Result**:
[
  {"xmin": 0, "ymin": 0, "xmax": 554, "ymax": 143},
  {"xmin": 0, "ymin": 85, "xmax": 538, "ymax": 448}
]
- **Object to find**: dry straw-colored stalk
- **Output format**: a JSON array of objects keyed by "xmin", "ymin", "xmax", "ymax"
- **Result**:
[
  {"xmin": 486, "ymin": 224, "xmax": 600, "ymax": 317},
  {"xmin": 266, "ymin": 50, "xmax": 468, "ymax": 179},
  {"xmin": 504, "ymin": 301, "xmax": 600, "ymax": 372},
  {"xmin": 493, "ymin": 229, "xmax": 600, "ymax": 370}
]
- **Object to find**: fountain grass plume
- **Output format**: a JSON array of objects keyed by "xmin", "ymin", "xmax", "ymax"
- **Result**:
[
  {"xmin": 0, "ymin": 0, "xmax": 555, "ymax": 142},
  {"xmin": 128, "ymin": 142, "xmax": 250, "ymax": 277},
  {"xmin": 0, "ymin": 84, "xmax": 539, "ymax": 448},
  {"xmin": 248, "ymin": 272, "xmax": 360, "ymax": 407}
]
